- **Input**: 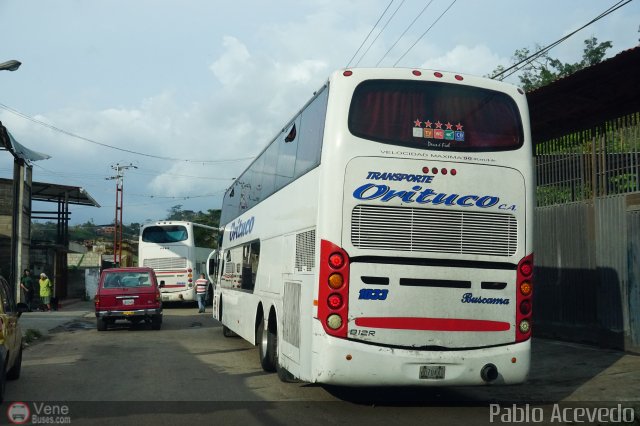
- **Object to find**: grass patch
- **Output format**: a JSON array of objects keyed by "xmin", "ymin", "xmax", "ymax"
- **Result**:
[{"xmin": 24, "ymin": 328, "xmax": 43, "ymax": 344}]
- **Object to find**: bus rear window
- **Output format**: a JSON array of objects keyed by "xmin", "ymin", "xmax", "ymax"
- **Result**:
[
  {"xmin": 142, "ymin": 225, "xmax": 188, "ymax": 243},
  {"xmin": 348, "ymin": 80, "xmax": 524, "ymax": 151}
]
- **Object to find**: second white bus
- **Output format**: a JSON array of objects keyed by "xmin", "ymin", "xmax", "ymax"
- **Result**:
[
  {"xmin": 139, "ymin": 221, "xmax": 216, "ymax": 303},
  {"xmin": 213, "ymin": 68, "xmax": 534, "ymax": 386}
]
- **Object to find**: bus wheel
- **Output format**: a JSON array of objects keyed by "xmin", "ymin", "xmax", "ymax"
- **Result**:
[
  {"xmin": 257, "ymin": 317, "xmax": 276, "ymax": 372},
  {"xmin": 222, "ymin": 325, "xmax": 235, "ymax": 337},
  {"xmin": 277, "ymin": 362, "xmax": 297, "ymax": 383}
]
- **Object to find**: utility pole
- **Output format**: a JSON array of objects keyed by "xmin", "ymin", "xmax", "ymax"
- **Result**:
[{"xmin": 106, "ymin": 163, "xmax": 137, "ymax": 267}]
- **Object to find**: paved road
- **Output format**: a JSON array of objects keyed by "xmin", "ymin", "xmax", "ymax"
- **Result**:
[{"xmin": 4, "ymin": 301, "xmax": 640, "ymax": 425}]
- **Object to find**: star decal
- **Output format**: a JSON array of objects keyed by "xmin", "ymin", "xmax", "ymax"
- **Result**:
[
  {"xmin": 424, "ymin": 120, "xmax": 432, "ymax": 128},
  {"xmin": 445, "ymin": 122, "xmax": 453, "ymax": 130},
  {"xmin": 414, "ymin": 118, "xmax": 422, "ymax": 127},
  {"xmin": 456, "ymin": 122, "xmax": 464, "ymax": 131},
  {"xmin": 435, "ymin": 121, "xmax": 442, "ymax": 129}
]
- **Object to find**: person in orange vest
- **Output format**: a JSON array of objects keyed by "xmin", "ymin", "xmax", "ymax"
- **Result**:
[{"xmin": 195, "ymin": 273, "xmax": 208, "ymax": 313}]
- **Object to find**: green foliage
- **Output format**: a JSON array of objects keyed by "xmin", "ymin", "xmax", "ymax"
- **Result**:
[
  {"xmin": 491, "ymin": 37, "xmax": 612, "ymax": 91},
  {"xmin": 165, "ymin": 205, "xmax": 221, "ymax": 248},
  {"xmin": 165, "ymin": 204, "xmax": 221, "ymax": 230},
  {"xmin": 609, "ymin": 173, "xmax": 638, "ymax": 194},
  {"xmin": 31, "ymin": 206, "xmax": 221, "ymax": 247},
  {"xmin": 24, "ymin": 328, "xmax": 43, "ymax": 344}
]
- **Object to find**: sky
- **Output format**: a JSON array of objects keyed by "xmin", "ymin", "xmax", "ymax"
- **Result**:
[{"xmin": 0, "ymin": 0, "xmax": 638, "ymax": 227}]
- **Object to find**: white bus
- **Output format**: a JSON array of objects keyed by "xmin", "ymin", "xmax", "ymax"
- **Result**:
[
  {"xmin": 139, "ymin": 221, "xmax": 216, "ymax": 303},
  {"xmin": 213, "ymin": 68, "xmax": 534, "ymax": 386}
]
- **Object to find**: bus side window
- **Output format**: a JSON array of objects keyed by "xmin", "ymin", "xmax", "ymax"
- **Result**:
[{"xmin": 241, "ymin": 240, "xmax": 260, "ymax": 292}]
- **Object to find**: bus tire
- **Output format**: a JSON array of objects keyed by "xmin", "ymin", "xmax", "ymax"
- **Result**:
[
  {"xmin": 222, "ymin": 325, "xmax": 235, "ymax": 337},
  {"xmin": 276, "ymin": 363, "xmax": 297, "ymax": 383},
  {"xmin": 257, "ymin": 318, "xmax": 276, "ymax": 372}
]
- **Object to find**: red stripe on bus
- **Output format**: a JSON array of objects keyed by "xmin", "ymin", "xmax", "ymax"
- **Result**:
[
  {"xmin": 354, "ymin": 317, "xmax": 510, "ymax": 332},
  {"xmin": 155, "ymin": 270, "xmax": 188, "ymax": 275}
]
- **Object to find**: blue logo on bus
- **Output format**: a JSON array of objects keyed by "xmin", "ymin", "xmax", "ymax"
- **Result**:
[
  {"xmin": 353, "ymin": 183, "xmax": 500, "ymax": 208},
  {"xmin": 229, "ymin": 216, "xmax": 255, "ymax": 241},
  {"xmin": 354, "ymin": 171, "xmax": 505, "ymax": 208}
]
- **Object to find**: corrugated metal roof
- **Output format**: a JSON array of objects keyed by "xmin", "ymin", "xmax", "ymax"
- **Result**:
[{"xmin": 527, "ymin": 46, "xmax": 640, "ymax": 143}]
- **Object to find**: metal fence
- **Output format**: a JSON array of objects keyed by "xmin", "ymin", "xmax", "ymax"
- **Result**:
[
  {"xmin": 534, "ymin": 113, "xmax": 640, "ymax": 351},
  {"xmin": 536, "ymin": 113, "xmax": 640, "ymax": 206}
]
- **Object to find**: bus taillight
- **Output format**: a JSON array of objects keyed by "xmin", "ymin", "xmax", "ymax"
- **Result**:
[
  {"xmin": 328, "ymin": 293, "xmax": 343, "ymax": 309},
  {"xmin": 329, "ymin": 253, "xmax": 344, "ymax": 269},
  {"xmin": 515, "ymin": 253, "xmax": 534, "ymax": 343},
  {"xmin": 318, "ymin": 239, "xmax": 350, "ymax": 338}
]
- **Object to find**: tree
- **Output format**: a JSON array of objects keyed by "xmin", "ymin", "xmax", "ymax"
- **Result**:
[
  {"xmin": 162, "ymin": 205, "xmax": 221, "ymax": 248},
  {"xmin": 491, "ymin": 37, "xmax": 613, "ymax": 91}
]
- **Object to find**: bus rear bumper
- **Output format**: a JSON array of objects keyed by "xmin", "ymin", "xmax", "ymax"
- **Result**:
[
  {"xmin": 311, "ymin": 334, "xmax": 531, "ymax": 386},
  {"xmin": 160, "ymin": 289, "xmax": 195, "ymax": 302}
]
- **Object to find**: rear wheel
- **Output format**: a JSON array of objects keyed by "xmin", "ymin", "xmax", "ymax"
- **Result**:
[
  {"xmin": 257, "ymin": 317, "xmax": 276, "ymax": 372},
  {"xmin": 151, "ymin": 315, "xmax": 162, "ymax": 330},
  {"xmin": 96, "ymin": 317, "xmax": 108, "ymax": 331},
  {"xmin": 277, "ymin": 363, "xmax": 297, "ymax": 383},
  {"xmin": 7, "ymin": 346, "xmax": 23, "ymax": 380}
]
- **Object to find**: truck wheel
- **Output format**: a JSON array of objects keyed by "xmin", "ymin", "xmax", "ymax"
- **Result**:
[{"xmin": 97, "ymin": 317, "xmax": 108, "ymax": 331}]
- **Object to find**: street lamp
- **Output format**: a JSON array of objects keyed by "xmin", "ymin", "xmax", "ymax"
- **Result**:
[
  {"xmin": 0, "ymin": 60, "xmax": 21, "ymax": 72},
  {"xmin": 2, "ymin": 58, "xmax": 23, "ymax": 301}
]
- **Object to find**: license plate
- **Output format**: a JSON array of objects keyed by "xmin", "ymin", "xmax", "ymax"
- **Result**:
[
  {"xmin": 122, "ymin": 311, "xmax": 134, "ymax": 316},
  {"xmin": 419, "ymin": 365, "xmax": 445, "ymax": 380},
  {"xmin": 123, "ymin": 299, "xmax": 134, "ymax": 306}
]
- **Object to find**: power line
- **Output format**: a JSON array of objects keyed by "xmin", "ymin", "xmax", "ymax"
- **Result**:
[
  {"xmin": 376, "ymin": 0, "xmax": 436, "ymax": 67},
  {"xmin": 491, "ymin": 0, "xmax": 632, "ymax": 81},
  {"xmin": 354, "ymin": 0, "xmax": 407, "ymax": 67},
  {"xmin": 0, "ymin": 102, "xmax": 255, "ymax": 164},
  {"xmin": 346, "ymin": 0, "xmax": 395, "ymax": 68},
  {"xmin": 393, "ymin": 0, "xmax": 458, "ymax": 67},
  {"xmin": 128, "ymin": 192, "xmax": 224, "ymax": 199}
]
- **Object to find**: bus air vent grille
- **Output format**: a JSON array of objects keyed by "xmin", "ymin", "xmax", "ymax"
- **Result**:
[
  {"xmin": 295, "ymin": 229, "xmax": 316, "ymax": 272},
  {"xmin": 142, "ymin": 257, "xmax": 188, "ymax": 269},
  {"xmin": 351, "ymin": 205, "xmax": 518, "ymax": 256}
]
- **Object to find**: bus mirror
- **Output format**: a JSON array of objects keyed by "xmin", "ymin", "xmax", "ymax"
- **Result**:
[{"xmin": 159, "ymin": 280, "xmax": 165, "ymax": 288}]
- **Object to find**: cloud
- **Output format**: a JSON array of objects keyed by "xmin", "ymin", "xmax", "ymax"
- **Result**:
[
  {"xmin": 210, "ymin": 36, "xmax": 253, "ymax": 89},
  {"xmin": 420, "ymin": 44, "xmax": 508, "ymax": 77}
]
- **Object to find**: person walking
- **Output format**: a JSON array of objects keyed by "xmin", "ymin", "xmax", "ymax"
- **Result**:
[
  {"xmin": 195, "ymin": 273, "xmax": 208, "ymax": 313},
  {"xmin": 39, "ymin": 273, "xmax": 53, "ymax": 311},
  {"xmin": 19, "ymin": 269, "xmax": 35, "ymax": 311}
]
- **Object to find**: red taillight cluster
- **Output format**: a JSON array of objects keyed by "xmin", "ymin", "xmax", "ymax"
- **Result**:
[
  {"xmin": 318, "ymin": 240, "xmax": 349, "ymax": 338},
  {"xmin": 515, "ymin": 254, "xmax": 534, "ymax": 342}
]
